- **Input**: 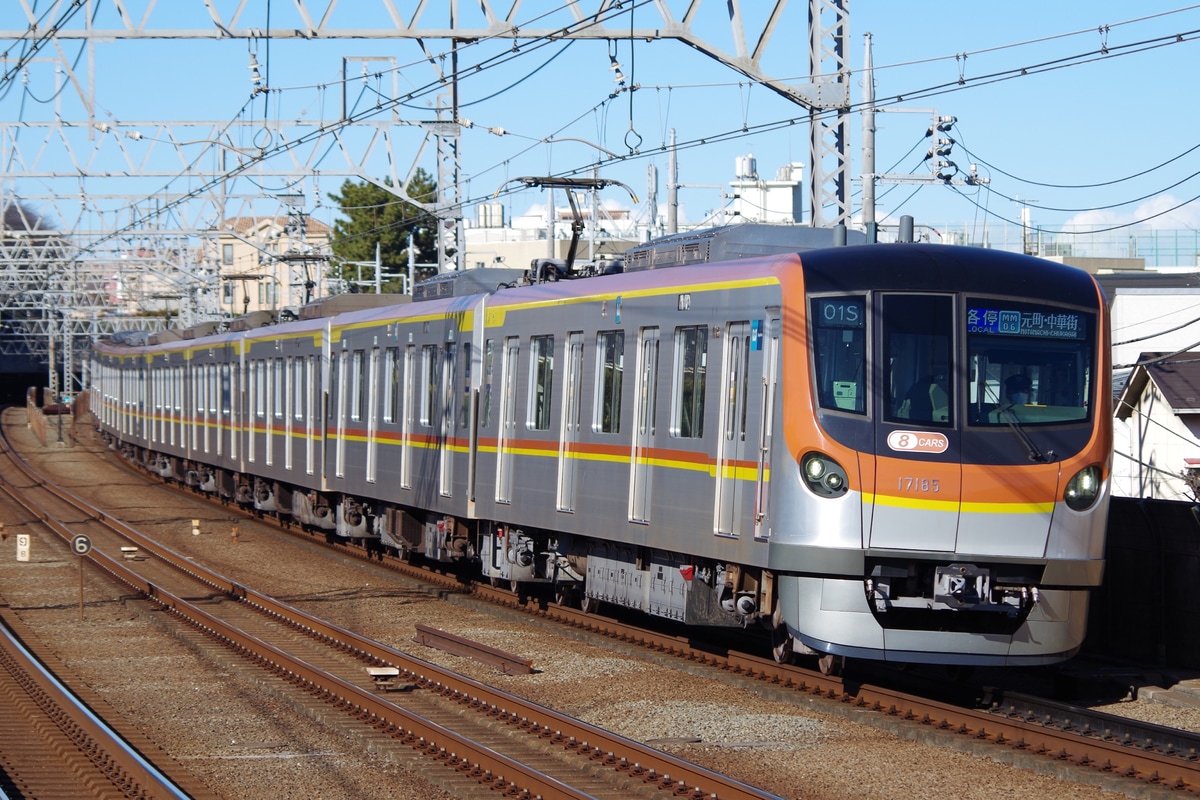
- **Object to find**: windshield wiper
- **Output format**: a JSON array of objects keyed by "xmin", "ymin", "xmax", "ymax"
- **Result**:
[{"xmin": 997, "ymin": 404, "xmax": 1054, "ymax": 463}]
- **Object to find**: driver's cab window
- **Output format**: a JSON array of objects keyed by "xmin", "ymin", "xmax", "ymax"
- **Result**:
[
  {"xmin": 811, "ymin": 296, "xmax": 866, "ymax": 414},
  {"xmin": 966, "ymin": 301, "xmax": 1093, "ymax": 426}
]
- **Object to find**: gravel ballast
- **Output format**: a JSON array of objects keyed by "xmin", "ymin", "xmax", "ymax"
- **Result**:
[{"xmin": 0, "ymin": 410, "xmax": 1183, "ymax": 799}]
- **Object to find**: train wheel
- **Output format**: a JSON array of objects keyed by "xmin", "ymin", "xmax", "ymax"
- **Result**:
[
  {"xmin": 553, "ymin": 584, "xmax": 572, "ymax": 607},
  {"xmin": 580, "ymin": 594, "xmax": 600, "ymax": 615},
  {"xmin": 818, "ymin": 654, "xmax": 844, "ymax": 677},
  {"xmin": 771, "ymin": 633, "xmax": 794, "ymax": 664}
]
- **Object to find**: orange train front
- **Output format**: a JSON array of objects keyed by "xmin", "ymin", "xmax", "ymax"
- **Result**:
[{"xmin": 769, "ymin": 243, "xmax": 1110, "ymax": 667}]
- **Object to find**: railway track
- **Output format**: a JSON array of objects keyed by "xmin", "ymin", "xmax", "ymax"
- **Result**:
[
  {"xmin": 0, "ymin": 579, "xmax": 208, "ymax": 799},
  {"xmin": 0, "ymin": 420, "xmax": 785, "ymax": 800},
  {"xmin": 80, "ymin": 442, "xmax": 1200, "ymax": 796}
]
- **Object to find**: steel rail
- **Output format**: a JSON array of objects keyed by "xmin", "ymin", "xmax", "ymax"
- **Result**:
[
  {"xmin": 0, "ymin": 444, "xmax": 598, "ymax": 800},
  {"xmin": 0, "ymin": 618, "xmax": 193, "ymax": 799},
  {"xmin": 101, "ymin": 435, "xmax": 1200, "ymax": 796},
  {"xmin": 100, "ymin": 436, "xmax": 1200, "ymax": 795},
  {"xmin": 2, "ymin": 424, "xmax": 787, "ymax": 800}
]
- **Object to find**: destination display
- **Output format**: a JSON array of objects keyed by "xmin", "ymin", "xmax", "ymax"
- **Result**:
[
  {"xmin": 967, "ymin": 306, "xmax": 1085, "ymax": 339},
  {"xmin": 814, "ymin": 297, "xmax": 865, "ymax": 329}
]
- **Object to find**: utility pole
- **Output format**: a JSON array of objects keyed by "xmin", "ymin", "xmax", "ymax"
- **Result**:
[
  {"xmin": 1016, "ymin": 199, "xmax": 1039, "ymax": 255},
  {"xmin": 861, "ymin": 33, "xmax": 877, "ymax": 243},
  {"xmin": 668, "ymin": 129, "xmax": 679, "ymax": 234},
  {"xmin": 860, "ymin": 36, "xmax": 986, "ymax": 240}
]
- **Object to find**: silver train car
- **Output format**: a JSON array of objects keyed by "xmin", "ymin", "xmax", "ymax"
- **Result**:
[{"xmin": 90, "ymin": 224, "xmax": 1112, "ymax": 669}]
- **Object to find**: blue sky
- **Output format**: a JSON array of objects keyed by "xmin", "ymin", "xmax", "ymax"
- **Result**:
[{"xmin": 4, "ymin": 1, "xmax": 1199, "ymax": 241}]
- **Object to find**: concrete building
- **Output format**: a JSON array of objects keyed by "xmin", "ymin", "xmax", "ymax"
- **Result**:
[
  {"xmin": 213, "ymin": 215, "xmax": 331, "ymax": 316},
  {"xmin": 727, "ymin": 155, "xmax": 804, "ymax": 224}
]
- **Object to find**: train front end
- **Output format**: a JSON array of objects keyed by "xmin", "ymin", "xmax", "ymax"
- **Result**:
[{"xmin": 769, "ymin": 244, "xmax": 1111, "ymax": 667}]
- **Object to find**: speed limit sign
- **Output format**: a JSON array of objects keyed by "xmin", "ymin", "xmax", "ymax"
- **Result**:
[{"xmin": 71, "ymin": 534, "xmax": 92, "ymax": 555}]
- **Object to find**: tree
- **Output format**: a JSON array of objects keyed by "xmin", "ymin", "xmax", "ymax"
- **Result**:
[{"xmin": 326, "ymin": 171, "xmax": 440, "ymax": 293}]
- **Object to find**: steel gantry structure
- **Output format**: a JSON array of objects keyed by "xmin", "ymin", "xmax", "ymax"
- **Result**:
[{"xmin": 0, "ymin": 0, "xmax": 851, "ymax": 397}]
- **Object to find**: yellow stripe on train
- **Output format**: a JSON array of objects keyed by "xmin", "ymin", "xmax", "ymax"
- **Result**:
[{"xmin": 864, "ymin": 493, "xmax": 1055, "ymax": 515}]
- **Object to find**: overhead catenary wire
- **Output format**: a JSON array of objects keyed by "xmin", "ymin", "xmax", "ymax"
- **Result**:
[
  {"xmin": 74, "ymin": 4, "xmax": 1200, "ymax": 248},
  {"xmin": 80, "ymin": 0, "xmax": 650, "ymax": 251}
]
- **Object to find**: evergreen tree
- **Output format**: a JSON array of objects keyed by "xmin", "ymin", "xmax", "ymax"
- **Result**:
[{"xmin": 326, "ymin": 170, "xmax": 439, "ymax": 292}]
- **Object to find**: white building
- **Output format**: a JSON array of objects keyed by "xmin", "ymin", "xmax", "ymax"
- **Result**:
[
  {"xmin": 726, "ymin": 155, "xmax": 804, "ymax": 224},
  {"xmin": 1114, "ymin": 351, "xmax": 1200, "ymax": 501}
]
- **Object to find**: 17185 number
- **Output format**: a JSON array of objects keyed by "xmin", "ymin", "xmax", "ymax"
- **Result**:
[{"xmin": 898, "ymin": 477, "xmax": 940, "ymax": 493}]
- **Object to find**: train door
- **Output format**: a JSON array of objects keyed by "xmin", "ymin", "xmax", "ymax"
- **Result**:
[
  {"xmin": 201, "ymin": 362, "xmax": 209, "ymax": 455},
  {"xmin": 349, "ymin": 349, "xmax": 366, "ymax": 478},
  {"xmin": 147, "ymin": 366, "xmax": 157, "ymax": 444},
  {"xmin": 247, "ymin": 359, "xmax": 259, "ymax": 464},
  {"xmin": 137, "ymin": 366, "xmax": 145, "ymax": 440},
  {"xmin": 163, "ymin": 366, "xmax": 171, "ymax": 446},
  {"xmin": 265, "ymin": 358, "xmax": 276, "ymax": 467},
  {"xmin": 227, "ymin": 360, "xmax": 235, "ymax": 461},
  {"xmin": 715, "ymin": 321, "xmax": 752, "ymax": 536},
  {"xmin": 496, "ymin": 336, "xmax": 519, "ymax": 504},
  {"xmin": 156, "ymin": 366, "xmax": 164, "ymax": 445},
  {"xmin": 206, "ymin": 364, "xmax": 216, "ymax": 456},
  {"xmin": 230, "ymin": 355, "xmax": 241, "ymax": 465},
  {"xmin": 272, "ymin": 358, "xmax": 284, "ymax": 468},
  {"xmin": 318, "ymin": 335, "xmax": 332, "ymax": 486},
  {"xmin": 401, "ymin": 345, "xmax": 415, "ymax": 489},
  {"xmin": 284, "ymin": 357, "xmax": 295, "ymax": 471},
  {"xmin": 334, "ymin": 349, "xmax": 347, "ymax": 478},
  {"xmin": 439, "ymin": 344, "xmax": 455, "ymax": 496},
  {"xmin": 366, "ymin": 346, "xmax": 379, "ymax": 483},
  {"xmin": 177, "ymin": 365, "xmax": 186, "ymax": 448},
  {"xmin": 154, "ymin": 366, "xmax": 161, "ymax": 444},
  {"xmin": 304, "ymin": 355, "xmax": 316, "ymax": 475},
  {"xmin": 168, "ymin": 366, "xmax": 176, "ymax": 447},
  {"xmin": 557, "ymin": 332, "xmax": 584, "ymax": 512},
  {"xmin": 754, "ymin": 316, "xmax": 780, "ymax": 540},
  {"xmin": 629, "ymin": 327, "xmax": 660, "ymax": 523},
  {"xmin": 870, "ymin": 293, "xmax": 961, "ymax": 551},
  {"xmin": 190, "ymin": 361, "xmax": 200, "ymax": 455}
]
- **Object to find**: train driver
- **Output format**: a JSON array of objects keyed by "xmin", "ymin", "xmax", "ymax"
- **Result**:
[{"xmin": 1005, "ymin": 373, "xmax": 1032, "ymax": 406}]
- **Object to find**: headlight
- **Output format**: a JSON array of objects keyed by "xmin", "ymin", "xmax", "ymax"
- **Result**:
[
  {"xmin": 1064, "ymin": 465, "xmax": 1102, "ymax": 511},
  {"xmin": 801, "ymin": 453, "xmax": 849, "ymax": 498}
]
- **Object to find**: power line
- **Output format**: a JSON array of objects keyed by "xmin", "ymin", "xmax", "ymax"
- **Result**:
[
  {"xmin": 72, "ymin": 5, "xmax": 1200, "ymax": 249},
  {"xmin": 1115, "ymin": 313, "xmax": 1200, "ymax": 347},
  {"xmin": 957, "ymin": 137, "xmax": 1200, "ymax": 190}
]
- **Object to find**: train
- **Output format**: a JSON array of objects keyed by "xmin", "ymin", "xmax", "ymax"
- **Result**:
[{"xmin": 89, "ymin": 223, "xmax": 1112, "ymax": 672}]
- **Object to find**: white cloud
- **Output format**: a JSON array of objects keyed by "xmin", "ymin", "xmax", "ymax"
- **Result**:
[{"xmin": 1062, "ymin": 194, "xmax": 1200, "ymax": 232}]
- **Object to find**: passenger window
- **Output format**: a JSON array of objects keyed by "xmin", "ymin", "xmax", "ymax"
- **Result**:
[
  {"xmin": 351, "ymin": 350, "xmax": 366, "ymax": 421},
  {"xmin": 481, "ymin": 339, "xmax": 495, "ymax": 428},
  {"xmin": 254, "ymin": 360, "xmax": 266, "ymax": 418},
  {"xmin": 420, "ymin": 345, "xmax": 437, "ymax": 427},
  {"xmin": 671, "ymin": 325, "xmax": 707, "ymax": 438},
  {"xmin": 593, "ymin": 330, "xmax": 624, "ymax": 434},
  {"xmin": 384, "ymin": 347, "xmax": 400, "ymax": 423},
  {"xmin": 460, "ymin": 343, "xmax": 472, "ymax": 429},
  {"xmin": 527, "ymin": 335, "xmax": 554, "ymax": 431},
  {"xmin": 292, "ymin": 358, "xmax": 304, "ymax": 420},
  {"xmin": 274, "ymin": 358, "xmax": 285, "ymax": 419}
]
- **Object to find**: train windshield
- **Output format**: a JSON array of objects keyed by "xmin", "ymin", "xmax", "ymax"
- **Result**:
[{"xmin": 966, "ymin": 300, "xmax": 1093, "ymax": 426}]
